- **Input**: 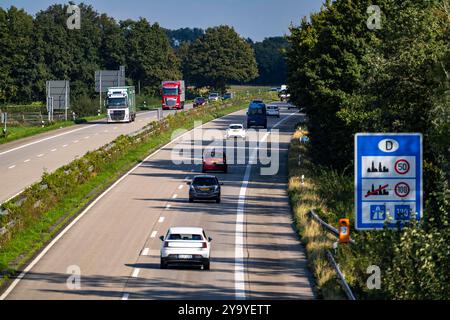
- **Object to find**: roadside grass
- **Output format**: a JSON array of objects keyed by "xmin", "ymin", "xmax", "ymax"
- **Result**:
[
  {"xmin": 0, "ymin": 99, "xmax": 250, "ymax": 288},
  {"xmin": 287, "ymin": 126, "xmax": 346, "ymax": 299},
  {"xmin": 0, "ymin": 114, "xmax": 106, "ymax": 146}
]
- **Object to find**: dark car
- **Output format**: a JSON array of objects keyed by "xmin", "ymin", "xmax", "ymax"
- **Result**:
[
  {"xmin": 193, "ymin": 97, "xmax": 207, "ymax": 108},
  {"xmin": 202, "ymin": 148, "xmax": 227, "ymax": 173},
  {"xmin": 188, "ymin": 175, "xmax": 223, "ymax": 203},
  {"xmin": 247, "ymin": 101, "xmax": 267, "ymax": 129},
  {"xmin": 223, "ymin": 92, "xmax": 235, "ymax": 100}
]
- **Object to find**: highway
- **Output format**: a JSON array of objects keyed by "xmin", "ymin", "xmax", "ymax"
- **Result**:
[
  {"xmin": 0, "ymin": 106, "xmax": 192, "ymax": 204},
  {"xmin": 1, "ymin": 102, "xmax": 315, "ymax": 300}
]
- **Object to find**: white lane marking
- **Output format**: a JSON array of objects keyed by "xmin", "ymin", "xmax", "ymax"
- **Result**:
[
  {"xmin": 0, "ymin": 124, "xmax": 99, "ymax": 157},
  {"xmin": 84, "ymin": 136, "xmax": 90, "ymax": 139},
  {"xmin": 172, "ymin": 194, "xmax": 177, "ymax": 199},
  {"xmin": 178, "ymin": 185, "xmax": 183, "ymax": 190},
  {"xmin": 141, "ymin": 248, "xmax": 150, "ymax": 256},
  {"xmin": 62, "ymin": 144, "xmax": 68, "ymax": 148},
  {"xmin": 104, "ymin": 130, "xmax": 108, "ymax": 133},
  {"xmin": 158, "ymin": 217, "xmax": 165, "ymax": 223},
  {"xmin": 121, "ymin": 293, "xmax": 129, "ymax": 300},
  {"xmin": 131, "ymin": 268, "xmax": 140, "ymax": 278},
  {"xmin": 150, "ymin": 231, "xmax": 157, "ymax": 238},
  {"xmin": 165, "ymin": 204, "xmax": 171, "ymax": 210},
  {"xmin": 51, "ymin": 149, "xmax": 57, "ymax": 152},
  {"xmin": 0, "ymin": 107, "xmax": 257, "ymax": 300},
  {"xmin": 234, "ymin": 112, "xmax": 297, "ymax": 300},
  {"xmin": 73, "ymin": 140, "xmax": 79, "ymax": 143},
  {"xmin": 114, "ymin": 127, "xmax": 118, "ymax": 130},
  {"xmin": 8, "ymin": 165, "xmax": 16, "ymax": 169},
  {"xmin": 37, "ymin": 154, "xmax": 44, "ymax": 158},
  {"xmin": 24, "ymin": 159, "xmax": 30, "ymax": 163}
]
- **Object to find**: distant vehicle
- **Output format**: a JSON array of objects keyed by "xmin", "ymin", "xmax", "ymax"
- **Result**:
[
  {"xmin": 266, "ymin": 104, "xmax": 280, "ymax": 118},
  {"xmin": 270, "ymin": 88, "xmax": 278, "ymax": 92},
  {"xmin": 106, "ymin": 86, "xmax": 136, "ymax": 123},
  {"xmin": 222, "ymin": 92, "xmax": 235, "ymax": 100},
  {"xmin": 188, "ymin": 175, "xmax": 223, "ymax": 203},
  {"xmin": 225, "ymin": 123, "xmax": 246, "ymax": 139},
  {"xmin": 161, "ymin": 80, "xmax": 185, "ymax": 110},
  {"xmin": 193, "ymin": 97, "xmax": 207, "ymax": 108},
  {"xmin": 252, "ymin": 99, "xmax": 264, "ymax": 104},
  {"xmin": 202, "ymin": 148, "xmax": 227, "ymax": 173},
  {"xmin": 247, "ymin": 101, "xmax": 267, "ymax": 129},
  {"xmin": 208, "ymin": 92, "xmax": 221, "ymax": 102},
  {"xmin": 159, "ymin": 227, "xmax": 212, "ymax": 270}
]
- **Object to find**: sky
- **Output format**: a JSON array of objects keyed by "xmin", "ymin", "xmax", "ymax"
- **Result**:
[{"xmin": 0, "ymin": 0, "xmax": 325, "ymax": 41}]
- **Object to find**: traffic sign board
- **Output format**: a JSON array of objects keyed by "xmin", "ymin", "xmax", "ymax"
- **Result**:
[{"xmin": 355, "ymin": 133, "xmax": 422, "ymax": 230}]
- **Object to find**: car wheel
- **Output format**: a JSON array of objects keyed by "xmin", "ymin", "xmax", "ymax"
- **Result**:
[
  {"xmin": 189, "ymin": 197, "xmax": 194, "ymax": 203},
  {"xmin": 216, "ymin": 197, "xmax": 221, "ymax": 203},
  {"xmin": 203, "ymin": 260, "xmax": 210, "ymax": 270},
  {"xmin": 224, "ymin": 166, "xmax": 228, "ymax": 174},
  {"xmin": 160, "ymin": 259, "xmax": 167, "ymax": 269}
]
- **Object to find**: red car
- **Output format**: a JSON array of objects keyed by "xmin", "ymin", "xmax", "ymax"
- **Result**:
[{"xmin": 202, "ymin": 149, "xmax": 227, "ymax": 173}]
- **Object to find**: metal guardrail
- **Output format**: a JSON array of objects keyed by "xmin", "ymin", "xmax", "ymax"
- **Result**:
[
  {"xmin": 308, "ymin": 209, "xmax": 356, "ymax": 244},
  {"xmin": 326, "ymin": 250, "xmax": 356, "ymax": 300},
  {"xmin": 308, "ymin": 209, "xmax": 357, "ymax": 299}
]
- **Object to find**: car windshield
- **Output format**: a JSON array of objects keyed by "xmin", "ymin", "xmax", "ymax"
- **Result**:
[
  {"xmin": 168, "ymin": 233, "xmax": 203, "ymax": 240},
  {"xmin": 163, "ymin": 87, "xmax": 178, "ymax": 96},
  {"xmin": 193, "ymin": 177, "xmax": 218, "ymax": 186},
  {"xmin": 249, "ymin": 106, "xmax": 265, "ymax": 115},
  {"xmin": 209, "ymin": 93, "xmax": 218, "ymax": 97},
  {"xmin": 229, "ymin": 125, "xmax": 242, "ymax": 130},
  {"xmin": 107, "ymin": 97, "xmax": 126, "ymax": 108}
]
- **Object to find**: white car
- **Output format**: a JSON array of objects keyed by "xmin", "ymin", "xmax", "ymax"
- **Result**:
[
  {"xmin": 208, "ymin": 92, "xmax": 221, "ymax": 102},
  {"xmin": 225, "ymin": 124, "xmax": 246, "ymax": 139},
  {"xmin": 266, "ymin": 104, "xmax": 280, "ymax": 118},
  {"xmin": 160, "ymin": 227, "xmax": 212, "ymax": 270}
]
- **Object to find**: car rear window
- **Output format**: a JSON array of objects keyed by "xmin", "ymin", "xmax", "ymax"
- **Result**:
[
  {"xmin": 193, "ymin": 177, "xmax": 218, "ymax": 186},
  {"xmin": 230, "ymin": 125, "xmax": 242, "ymax": 129},
  {"xmin": 168, "ymin": 233, "xmax": 203, "ymax": 240},
  {"xmin": 195, "ymin": 97, "xmax": 205, "ymax": 102}
]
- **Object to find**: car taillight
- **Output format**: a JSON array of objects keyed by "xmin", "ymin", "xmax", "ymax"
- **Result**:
[{"xmin": 202, "ymin": 242, "xmax": 207, "ymax": 248}]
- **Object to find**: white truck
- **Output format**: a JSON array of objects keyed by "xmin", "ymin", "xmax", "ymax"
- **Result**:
[{"xmin": 106, "ymin": 86, "xmax": 136, "ymax": 123}]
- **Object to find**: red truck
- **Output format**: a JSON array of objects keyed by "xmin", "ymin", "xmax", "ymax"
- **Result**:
[{"xmin": 161, "ymin": 80, "xmax": 185, "ymax": 110}]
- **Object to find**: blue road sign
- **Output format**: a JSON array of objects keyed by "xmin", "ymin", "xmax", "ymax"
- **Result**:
[{"xmin": 355, "ymin": 133, "xmax": 423, "ymax": 230}]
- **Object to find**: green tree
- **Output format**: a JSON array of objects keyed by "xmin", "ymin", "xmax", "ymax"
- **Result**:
[
  {"xmin": 125, "ymin": 18, "xmax": 181, "ymax": 95},
  {"xmin": 185, "ymin": 25, "xmax": 258, "ymax": 92},
  {"xmin": 252, "ymin": 37, "xmax": 289, "ymax": 85},
  {"xmin": 0, "ymin": 6, "xmax": 34, "ymax": 103}
]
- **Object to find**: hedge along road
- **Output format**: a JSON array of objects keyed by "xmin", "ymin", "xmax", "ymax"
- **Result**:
[
  {"xmin": 2, "ymin": 102, "xmax": 315, "ymax": 300},
  {"xmin": 0, "ymin": 106, "xmax": 192, "ymax": 204}
]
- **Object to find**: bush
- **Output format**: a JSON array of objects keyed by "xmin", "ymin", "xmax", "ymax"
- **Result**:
[{"xmin": 71, "ymin": 95, "xmax": 98, "ymax": 117}]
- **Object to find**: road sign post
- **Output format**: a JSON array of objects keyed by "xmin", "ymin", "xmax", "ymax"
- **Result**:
[{"xmin": 355, "ymin": 133, "xmax": 423, "ymax": 230}]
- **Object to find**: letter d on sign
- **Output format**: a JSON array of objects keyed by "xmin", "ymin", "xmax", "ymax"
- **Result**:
[{"xmin": 67, "ymin": 4, "xmax": 81, "ymax": 30}]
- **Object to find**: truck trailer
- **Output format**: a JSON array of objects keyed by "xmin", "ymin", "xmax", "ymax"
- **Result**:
[
  {"xmin": 161, "ymin": 80, "xmax": 185, "ymax": 110},
  {"xmin": 106, "ymin": 86, "xmax": 136, "ymax": 123}
]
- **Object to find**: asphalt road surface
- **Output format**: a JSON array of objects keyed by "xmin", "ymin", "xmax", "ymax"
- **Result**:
[
  {"xmin": 0, "ymin": 105, "xmax": 192, "ymax": 203},
  {"xmin": 2, "ymin": 102, "xmax": 315, "ymax": 300}
]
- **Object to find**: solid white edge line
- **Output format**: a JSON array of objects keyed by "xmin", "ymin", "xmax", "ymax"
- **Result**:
[
  {"xmin": 0, "ymin": 124, "xmax": 99, "ymax": 157},
  {"xmin": 158, "ymin": 217, "xmax": 165, "ymax": 223},
  {"xmin": 0, "ymin": 106, "xmax": 244, "ymax": 300},
  {"xmin": 150, "ymin": 231, "xmax": 157, "ymax": 238},
  {"xmin": 141, "ymin": 248, "xmax": 150, "ymax": 256},
  {"xmin": 234, "ymin": 111, "xmax": 298, "ymax": 300}
]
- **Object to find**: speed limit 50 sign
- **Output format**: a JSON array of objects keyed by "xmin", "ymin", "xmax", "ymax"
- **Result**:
[{"xmin": 355, "ymin": 133, "xmax": 423, "ymax": 230}]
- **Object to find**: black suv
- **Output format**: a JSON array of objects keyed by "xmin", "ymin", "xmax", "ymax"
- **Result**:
[{"xmin": 187, "ymin": 175, "xmax": 223, "ymax": 203}]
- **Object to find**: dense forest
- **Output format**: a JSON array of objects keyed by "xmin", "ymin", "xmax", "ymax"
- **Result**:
[
  {"xmin": 286, "ymin": 0, "xmax": 449, "ymax": 299},
  {"xmin": 0, "ymin": 4, "xmax": 288, "ymax": 107}
]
